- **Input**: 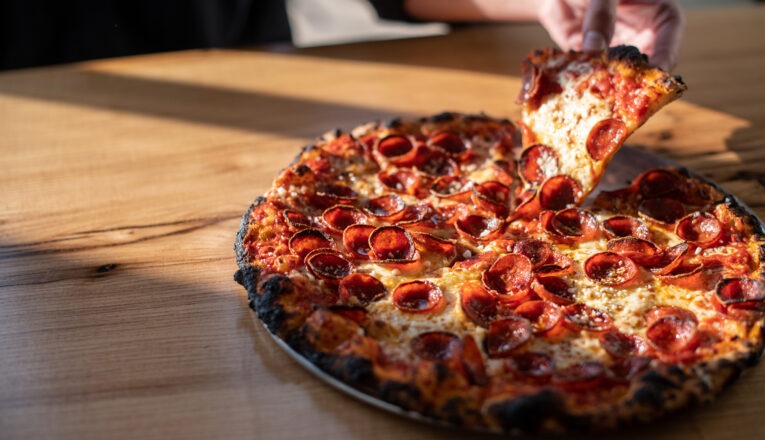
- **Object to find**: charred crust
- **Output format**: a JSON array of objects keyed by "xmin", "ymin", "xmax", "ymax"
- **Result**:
[
  {"xmin": 304, "ymin": 350, "xmax": 378, "ymax": 390},
  {"xmin": 607, "ymin": 45, "xmax": 649, "ymax": 65},
  {"xmin": 294, "ymin": 164, "xmax": 312, "ymax": 176},
  {"xmin": 252, "ymin": 275, "xmax": 293, "ymax": 335},
  {"xmin": 430, "ymin": 112, "xmax": 457, "ymax": 123},
  {"xmin": 380, "ymin": 381, "xmax": 422, "ymax": 410},
  {"xmin": 385, "ymin": 117, "xmax": 403, "ymax": 128},
  {"xmin": 488, "ymin": 389, "xmax": 566, "ymax": 434}
]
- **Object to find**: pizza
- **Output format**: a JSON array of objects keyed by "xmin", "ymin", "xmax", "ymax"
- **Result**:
[{"xmin": 233, "ymin": 46, "xmax": 765, "ymax": 433}]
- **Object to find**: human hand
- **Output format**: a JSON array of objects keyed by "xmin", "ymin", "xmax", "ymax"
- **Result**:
[{"xmin": 538, "ymin": 0, "xmax": 685, "ymax": 71}]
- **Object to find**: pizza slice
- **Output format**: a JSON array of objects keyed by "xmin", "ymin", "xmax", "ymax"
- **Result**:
[{"xmin": 515, "ymin": 46, "xmax": 687, "ymax": 213}]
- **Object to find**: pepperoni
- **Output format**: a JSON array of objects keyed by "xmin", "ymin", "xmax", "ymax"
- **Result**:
[
  {"xmin": 552, "ymin": 361, "xmax": 606, "ymax": 390},
  {"xmin": 602, "ymin": 215, "xmax": 650, "ymax": 240},
  {"xmin": 562, "ymin": 303, "xmax": 613, "ymax": 332},
  {"xmin": 471, "ymin": 181, "xmax": 512, "ymax": 216},
  {"xmin": 322, "ymin": 205, "xmax": 367, "ymax": 231},
  {"xmin": 649, "ymin": 242, "xmax": 689, "ymax": 275},
  {"xmin": 715, "ymin": 278, "xmax": 765, "ymax": 312},
  {"xmin": 411, "ymin": 232, "xmax": 457, "ymax": 263},
  {"xmin": 483, "ymin": 254, "xmax": 534, "ymax": 296},
  {"xmin": 519, "ymin": 144, "xmax": 559, "ymax": 184},
  {"xmin": 428, "ymin": 130, "xmax": 466, "ymax": 155},
  {"xmin": 485, "ymin": 316, "xmax": 533, "ymax": 358},
  {"xmin": 645, "ymin": 306, "xmax": 698, "ymax": 353},
  {"xmin": 702, "ymin": 243, "xmax": 755, "ymax": 277},
  {"xmin": 676, "ymin": 212, "xmax": 722, "ymax": 245},
  {"xmin": 430, "ymin": 175, "xmax": 472, "ymax": 201},
  {"xmin": 461, "ymin": 335, "xmax": 488, "ymax": 385},
  {"xmin": 378, "ymin": 169, "xmax": 419, "ymax": 193},
  {"xmin": 539, "ymin": 175, "xmax": 583, "ymax": 210},
  {"xmin": 508, "ymin": 192, "xmax": 541, "ymax": 221},
  {"xmin": 289, "ymin": 229, "xmax": 334, "ymax": 259},
  {"xmin": 549, "ymin": 208, "xmax": 599, "ymax": 240},
  {"xmin": 586, "ymin": 118, "xmax": 627, "ymax": 161},
  {"xmin": 656, "ymin": 261, "xmax": 712, "ymax": 290},
  {"xmin": 460, "ymin": 282, "xmax": 497, "ymax": 328},
  {"xmin": 584, "ymin": 252, "xmax": 638, "ymax": 286},
  {"xmin": 599, "ymin": 331, "xmax": 647, "ymax": 359},
  {"xmin": 284, "ymin": 209, "xmax": 311, "ymax": 228},
  {"xmin": 313, "ymin": 183, "xmax": 358, "ymax": 208},
  {"xmin": 455, "ymin": 214, "xmax": 504, "ymax": 242},
  {"xmin": 638, "ymin": 198, "xmax": 685, "ymax": 224},
  {"xmin": 491, "ymin": 160, "xmax": 516, "ymax": 186},
  {"xmin": 305, "ymin": 249, "xmax": 354, "ymax": 280},
  {"xmin": 392, "ymin": 280, "xmax": 444, "ymax": 313},
  {"xmin": 411, "ymin": 331, "xmax": 460, "ymax": 361},
  {"xmin": 364, "ymin": 194, "xmax": 406, "ymax": 221},
  {"xmin": 636, "ymin": 169, "xmax": 681, "ymax": 199},
  {"xmin": 368, "ymin": 226, "xmax": 417, "ymax": 261},
  {"xmin": 415, "ymin": 148, "xmax": 458, "ymax": 176},
  {"xmin": 342, "ymin": 224, "xmax": 375, "ymax": 258},
  {"xmin": 513, "ymin": 239, "xmax": 552, "ymax": 268},
  {"xmin": 514, "ymin": 300, "xmax": 562, "ymax": 334},
  {"xmin": 508, "ymin": 352, "xmax": 554, "ymax": 382},
  {"xmin": 607, "ymin": 237, "xmax": 663, "ymax": 267},
  {"xmin": 377, "ymin": 134, "xmax": 414, "ymax": 159},
  {"xmin": 339, "ymin": 273, "xmax": 387, "ymax": 305},
  {"xmin": 532, "ymin": 275, "xmax": 576, "ymax": 305},
  {"xmin": 611, "ymin": 356, "xmax": 652, "ymax": 380}
]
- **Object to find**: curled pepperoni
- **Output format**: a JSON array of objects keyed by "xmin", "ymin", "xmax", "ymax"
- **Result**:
[
  {"xmin": 549, "ymin": 208, "xmax": 599, "ymax": 240},
  {"xmin": 649, "ymin": 242, "xmax": 689, "ymax": 275},
  {"xmin": 602, "ymin": 215, "xmax": 650, "ymax": 240},
  {"xmin": 584, "ymin": 252, "xmax": 638, "ymax": 286},
  {"xmin": 532, "ymin": 275, "xmax": 576, "ymax": 305},
  {"xmin": 284, "ymin": 209, "xmax": 311, "ymax": 228},
  {"xmin": 535, "ymin": 252, "xmax": 574, "ymax": 276},
  {"xmin": 460, "ymin": 282, "xmax": 497, "ymax": 328},
  {"xmin": 455, "ymin": 215, "xmax": 504, "ymax": 242},
  {"xmin": 508, "ymin": 352, "xmax": 554, "ymax": 382},
  {"xmin": 483, "ymin": 254, "xmax": 533, "ymax": 296},
  {"xmin": 638, "ymin": 198, "xmax": 685, "ymax": 224},
  {"xmin": 428, "ymin": 130, "xmax": 466, "ymax": 155},
  {"xmin": 430, "ymin": 176, "xmax": 472, "ymax": 201},
  {"xmin": 553, "ymin": 361, "xmax": 606, "ymax": 390},
  {"xmin": 342, "ymin": 224, "xmax": 375, "ymax": 258},
  {"xmin": 472, "ymin": 181, "xmax": 512, "ymax": 216},
  {"xmin": 305, "ymin": 249, "xmax": 354, "ymax": 280},
  {"xmin": 411, "ymin": 232, "xmax": 457, "ymax": 263},
  {"xmin": 519, "ymin": 144, "xmax": 559, "ymax": 184},
  {"xmin": 715, "ymin": 278, "xmax": 765, "ymax": 312},
  {"xmin": 289, "ymin": 229, "xmax": 334, "ymax": 259},
  {"xmin": 411, "ymin": 331, "xmax": 460, "ymax": 361},
  {"xmin": 599, "ymin": 331, "xmax": 647, "ymax": 359},
  {"xmin": 586, "ymin": 118, "xmax": 626, "ymax": 161},
  {"xmin": 637, "ymin": 169, "xmax": 681, "ymax": 199},
  {"xmin": 339, "ymin": 273, "xmax": 387, "ymax": 305},
  {"xmin": 645, "ymin": 306, "xmax": 698, "ymax": 353},
  {"xmin": 393, "ymin": 280, "xmax": 443, "ymax": 313},
  {"xmin": 485, "ymin": 316, "xmax": 533, "ymax": 358},
  {"xmin": 313, "ymin": 183, "xmax": 358, "ymax": 207},
  {"xmin": 702, "ymin": 243, "xmax": 754, "ymax": 277},
  {"xmin": 416, "ymin": 148, "xmax": 458, "ymax": 176},
  {"xmin": 607, "ymin": 237, "xmax": 663, "ymax": 267},
  {"xmin": 378, "ymin": 169, "xmax": 418, "ymax": 193},
  {"xmin": 369, "ymin": 226, "xmax": 417, "ymax": 261},
  {"xmin": 562, "ymin": 303, "xmax": 613, "ymax": 332},
  {"xmin": 365, "ymin": 194, "xmax": 406, "ymax": 221},
  {"xmin": 676, "ymin": 212, "xmax": 723, "ymax": 245},
  {"xmin": 461, "ymin": 335, "xmax": 488, "ymax": 385},
  {"xmin": 322, "ymin": 205, "xmax": 367, "ymax": 231},
  {"xmin": 377, "ymin": 134, "xmax": 413, "ymax": 159},
  {"xmin": 513, "ymin": 239, "xmax": 552, "ymax": 268},
  {"xmin": 514, "ymin": 300, "xmax": 562, "ymax": 334},
  {"xmin": 539, "ymin": 175, "xmax": 583, "ymax": 210}
]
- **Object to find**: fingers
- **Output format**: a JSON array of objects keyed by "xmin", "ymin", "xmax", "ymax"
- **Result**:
[
  {"xmin": 649, "ymin": 2, "xmax": 685, "ymax": 71},
  {"xmin": 582, "ymin": 0, "xmax": 618, "ymax": 52}
]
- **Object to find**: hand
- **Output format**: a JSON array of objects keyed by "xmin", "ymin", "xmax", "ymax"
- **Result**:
[{"xmin": 538, "ymin": 0, "xmax": 685, "ymax": 70}]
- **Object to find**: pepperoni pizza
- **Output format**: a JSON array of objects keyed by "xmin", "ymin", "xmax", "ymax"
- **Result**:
[{"xmin": 234, "ymin": 47, "xmax": 765, "ymax": 433}]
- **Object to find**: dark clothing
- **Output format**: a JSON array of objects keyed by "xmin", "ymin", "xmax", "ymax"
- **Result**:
[{"xmin": 1, "ymin": 0, "xmax": 413, "ymax": 71}]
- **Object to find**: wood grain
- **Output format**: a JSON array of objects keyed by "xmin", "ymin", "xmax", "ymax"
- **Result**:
[{"xmin": 1, "ymin": 5, "xmax": 764, "ymax": 440}]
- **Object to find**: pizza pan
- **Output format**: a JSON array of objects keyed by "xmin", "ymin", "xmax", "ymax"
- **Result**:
[{"xmin": 254, "ymin": 145, "xmax": 765, "ymax": 431}]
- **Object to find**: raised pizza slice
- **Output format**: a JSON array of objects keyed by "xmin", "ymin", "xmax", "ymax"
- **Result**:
[{"xmin": 515, "ymin": 46, "xmax": 687, "ymax": 212}]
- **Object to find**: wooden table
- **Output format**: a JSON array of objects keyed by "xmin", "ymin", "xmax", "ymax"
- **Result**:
[{"xmin": 1, "ymin": 5, "xmax": 764, "ymax": 440}]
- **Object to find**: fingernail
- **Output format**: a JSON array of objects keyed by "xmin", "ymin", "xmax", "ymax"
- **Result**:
[{"xmin": 582, "ymin": 31, "xmax": 607, "ymax": 52}]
